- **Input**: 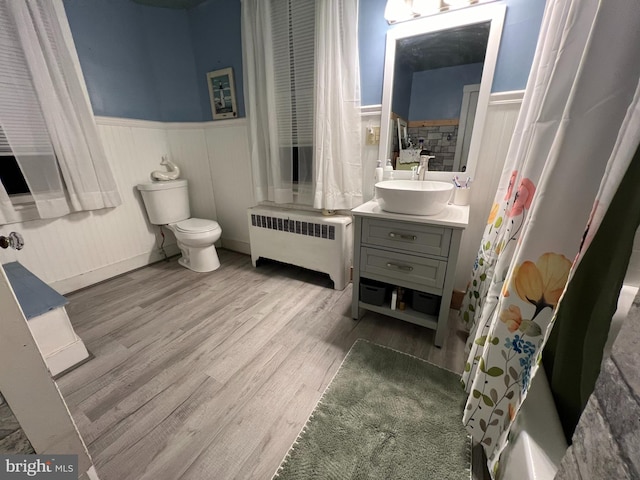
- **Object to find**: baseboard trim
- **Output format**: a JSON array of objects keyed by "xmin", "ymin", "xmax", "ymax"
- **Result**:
[
  {"xmin": 85, "ymin": 466, "xmax": 100, "ymax": 480},
  {"xmin": 450, "ymin": 289, "xmax": 465, "ymax": 311},
  {"xmin": 360, "ymin": 105, "xmax": 382, "ymax": 116},
  {"xmin": 489, "ymin": 90, "xmax": 525, "ymax": 106},
  {"xmin": 94, "ymin": 115, "xmax": 247, "ymax": 129},
  {"xmin": 45, "ymin": 338, "xmax": 89, "ymax": 377},
  {"xmin": 221, "ymin": 238, "xmax": 251, "ymax": 256},
  {"xmin": 51, "ymin": 244, "xmax": 180, "ymax": 295},
  {"xmin": 52, "ymin": 349, "xmax": 94, "ymax": 380}
]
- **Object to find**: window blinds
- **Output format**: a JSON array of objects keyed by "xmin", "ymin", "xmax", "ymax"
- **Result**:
[
  {"xmin": 0, "ymin": 1, "xmax": 54, "ymax": 156},
  {"xmin": 0, "ymin": 129, "xmax": 9, "ymax": 155},
  {"xmin": 270, "ymin": 0, "xmax": 315, "ymax": 147}
]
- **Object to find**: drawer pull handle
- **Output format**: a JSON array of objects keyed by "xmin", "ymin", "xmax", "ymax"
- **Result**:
[
  {"xmin": 386, "ymin": 262, "xmax": 414, "ymax": 272},
  {"xmin": 389, "ymin": 232, "xmax": 417, "ymax": 241}
]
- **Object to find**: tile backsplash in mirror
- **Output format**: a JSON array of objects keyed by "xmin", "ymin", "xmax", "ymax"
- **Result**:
[{"xmin": 408, "ymin": 123, "xmax": 458, "ymax": 171}]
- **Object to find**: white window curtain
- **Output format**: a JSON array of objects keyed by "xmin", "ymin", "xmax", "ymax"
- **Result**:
[
  {"xmin": 242, "ymin": 0, "xmax": 315, "ymax": 205},
  {"xmin": 313, "ymin": 0, "xmax": 362, "ymax": 210},
  {"xmin": 0, "ymin": 0, "xmax": 121, "ymax": 224},
  {"xmin": 242, "ymin": 0, "xmax": 362, "ymax": 210}
]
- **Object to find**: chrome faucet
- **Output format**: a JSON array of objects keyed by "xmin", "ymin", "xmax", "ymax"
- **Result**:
[{"xmin": 416, "ymin": 155, "xmax": 435, "ymax": 181}]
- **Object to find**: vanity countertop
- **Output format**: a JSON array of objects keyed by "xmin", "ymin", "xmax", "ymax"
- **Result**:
[{"xmin": 352, "ymin": 200, "xmax": 469, "ymax": 229}]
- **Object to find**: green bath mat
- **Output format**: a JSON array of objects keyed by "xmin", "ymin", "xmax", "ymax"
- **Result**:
[{"xmin": 274, "ymin": 339, "xmax": 470, "ymax": 479}]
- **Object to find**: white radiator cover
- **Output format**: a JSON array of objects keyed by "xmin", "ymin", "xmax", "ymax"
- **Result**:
[{"xmin": 248, "ymin": 206, "xmax": 352, "ymax": 290}]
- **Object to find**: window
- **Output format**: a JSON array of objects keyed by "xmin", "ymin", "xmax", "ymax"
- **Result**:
[
  {"xmin": 270, "ymin": 0, "xmax": 315, "ymax": 186},
  {"xmin": 0, "ymin": 0, "xmax": 53, "ymax": 217},
  {"xmin": 0, "ymin": 157, "xmax": 30, "ymax": 197},
  {"xmin": 243, "ymin": 0, "xmax": 361, "ymax": 209},
  {"xmin": 0, "ymin": 128, "xmax": 32, "ymax": 204},
  {"xmin": 0, "ymin": 1, "xmax": 121, "ymax": 224},
  {"xmin": 0, "ymin": 125, "xmax": 40, "ymax": 222}
]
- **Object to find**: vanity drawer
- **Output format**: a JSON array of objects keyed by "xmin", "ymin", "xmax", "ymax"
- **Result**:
[
  {"xmin": 360, "ymin": 247, "xmax": 447, "ymax": 290},
  {"xmin": 362, "ymin": 218, "xmax": 451, "ymax": 257}
]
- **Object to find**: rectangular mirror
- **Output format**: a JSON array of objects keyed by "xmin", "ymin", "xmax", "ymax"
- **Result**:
[{"xmin": 379, "ymin": 3, "xmax": 506, "ymax": 180}]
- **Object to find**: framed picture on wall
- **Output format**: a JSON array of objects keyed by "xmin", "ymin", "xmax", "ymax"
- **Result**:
[{"xmin": 207, "ymin": 67, "xmax": 238, "ymax": 120}]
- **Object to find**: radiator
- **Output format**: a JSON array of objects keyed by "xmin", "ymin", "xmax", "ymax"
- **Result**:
[{"xmin": 248, "ymin": 205, "xmax": 352, "ymax": 290}]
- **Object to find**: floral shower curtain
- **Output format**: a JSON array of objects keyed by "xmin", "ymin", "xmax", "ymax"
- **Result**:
[{"xmin": 460, "ymin": 0, "xmax": 640, "ymax": 476}]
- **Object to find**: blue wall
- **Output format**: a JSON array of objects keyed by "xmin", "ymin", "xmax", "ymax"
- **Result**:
[
  {"xmin": 358, "ymin": 0, "xmax": 390, "ymax": 107},
  {"xmin": 141, "ymin": 7, "xmax": 203, "ymax": 121},
  {"xmin": 409, "ymin": 63, "xmax": 483, "ymax": 120},
  {"xmin": 392, "ymin": 62, "xmax": 413, "ymax": 120},
  {"xmin": 188, "ymin": 0, "xmax": 245, "ymax": 120},
  {"xmin": 64, "ymin": 0, "xmax": 202, "ymax": 122},
  {"xmin": 64, "ymin": 0, "xmax": 544, "ymax": 121},
  {"xmin": 492, "ymin": 0, "xmax": 546, "ymax": 92},
  {"xmin": 359, "ymin": 0, "xmax": 547, "ymax": 106}
]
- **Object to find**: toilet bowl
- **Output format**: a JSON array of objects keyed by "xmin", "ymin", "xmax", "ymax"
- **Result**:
[
  {"xmin": 168, "ymin": 218, "xmax": 222, "ymax": 272},
  {"xmin": 136, "ymin": 179, "xmax": 222, "ymax": 273}
]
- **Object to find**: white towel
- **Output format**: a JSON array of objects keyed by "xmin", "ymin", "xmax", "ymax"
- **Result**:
[{"xmin": 397, "ymin": 149, "xmax": 420, "ymax": 164}]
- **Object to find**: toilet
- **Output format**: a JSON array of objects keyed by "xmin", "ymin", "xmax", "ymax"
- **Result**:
[{"xmin": 137, "ymin": 179, "xmax": 222, "ymax": 272}]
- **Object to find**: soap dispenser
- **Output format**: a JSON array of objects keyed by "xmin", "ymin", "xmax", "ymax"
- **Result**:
[
  {"xmin": 375, "ymin": 159, "xmax": 384, "ymax": 183},
  {"xmin": 383, "ymin": 159, "xmax": 394, "ymax": 180}
]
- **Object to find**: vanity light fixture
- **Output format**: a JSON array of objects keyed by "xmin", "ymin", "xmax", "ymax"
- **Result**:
[
  {"xmin": 411, "ymin": 0, "xmax": 442, "ymax": 16},
  {"xmin": 385, "ymin": 0, "xmax": 496, "ymax": 24},
  {"xmin": 384, "ymin": 0, "xmax": 418, "ymax": 23},
  {"xmin": 443, "ymin": 0, "xmax": 473, "ymax": 8}
]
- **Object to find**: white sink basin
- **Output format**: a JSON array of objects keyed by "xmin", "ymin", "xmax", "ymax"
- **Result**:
[{"xmin": 375, "ymin": 180, "xmax": 453, "ymax": 216}]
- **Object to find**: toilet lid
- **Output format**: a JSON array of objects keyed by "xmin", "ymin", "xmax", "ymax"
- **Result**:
[{"xmin": 174, "ymin": 218, "xmax": 220, "ymax": 233}]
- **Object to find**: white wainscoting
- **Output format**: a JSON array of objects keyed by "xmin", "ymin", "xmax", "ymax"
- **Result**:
[
  {"xmin": 204, "ymin": 120, "xmax": 254, "ymax": 255},
  {"xmin": 0, "ymin": 117, "xmax": 253, "ymax": 294},
  {"xmin": 0, "ymin": 122, "xmax": 176, "ymax": 294},
  {"xmin": 0, "ymin": 95, "xmax": 521, "ymax": 295},
  {"xmin": 361, "ymin": 105, "xmax": 383, "ymax": 203},
  {"xmin": 454, "ymin": 91, "xmax": 523, "ymax": 291},
  {"xmin": 166, "ymin": 127, "xmax": 217, "ymax": 222}
]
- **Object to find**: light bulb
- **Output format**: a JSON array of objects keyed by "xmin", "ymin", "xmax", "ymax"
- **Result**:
[
  {"xmin": 443, "ymin": 0, "xmax": 471, "ymax": 7},
  {"xmin": 384, "ymin": 0, "xmax": 414, "ymax": 23},
  {"xmin": 411, "ymin": 0, "xmax": 442, "ymax": 15}
]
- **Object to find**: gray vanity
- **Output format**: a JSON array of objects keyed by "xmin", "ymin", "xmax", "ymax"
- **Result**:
[{"xmin": 351, "ymin": 200, "xmax": 469, "ymax": 347}]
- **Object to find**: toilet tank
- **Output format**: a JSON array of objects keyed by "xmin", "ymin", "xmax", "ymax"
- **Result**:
[{"xmin": 137, "ymin": 179, "xmax": 190, "ymax": 225}]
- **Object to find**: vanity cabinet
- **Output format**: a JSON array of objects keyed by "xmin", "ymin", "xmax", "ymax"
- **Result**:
[{"xmin": 351, "ymin": 201, "xmax": 469, "ymax": 347}]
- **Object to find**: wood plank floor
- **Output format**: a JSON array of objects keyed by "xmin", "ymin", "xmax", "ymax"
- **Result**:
[{"xmin": 57, "ymin": 249, "xmax": 469, "ymax": 480}]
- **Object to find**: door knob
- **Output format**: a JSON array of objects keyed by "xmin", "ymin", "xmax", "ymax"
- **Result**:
[{"xmin": 0, "ymin": 232, "xmax": 24, "ymax": 250}]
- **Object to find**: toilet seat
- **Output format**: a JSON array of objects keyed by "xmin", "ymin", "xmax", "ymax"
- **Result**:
[{"xmin": 173, "ymin": 218, "xmax": 220, "ymax": 234}]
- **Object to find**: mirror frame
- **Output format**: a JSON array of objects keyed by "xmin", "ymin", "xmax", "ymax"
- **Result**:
[{"xmin": 379, "ymin": 3, "xmax": 506, "ymax": 181}]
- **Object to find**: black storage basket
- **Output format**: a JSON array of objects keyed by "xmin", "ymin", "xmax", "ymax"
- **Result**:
[
  {"xmin": 360, "ymin": 278, "xmax": 388, "ymax": 306},
  {"xmin": 412, "ymin": 291, "xmax": 440, "ymax": 315}
]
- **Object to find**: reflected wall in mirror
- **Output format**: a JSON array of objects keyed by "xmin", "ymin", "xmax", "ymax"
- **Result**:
[
  {"xmin": 397, "ymin": 118, "xmax": 408, "ymax": 149},
  {"xmin": 379, "ymin": 4, "xmax": 506, "ymax": 179}
]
